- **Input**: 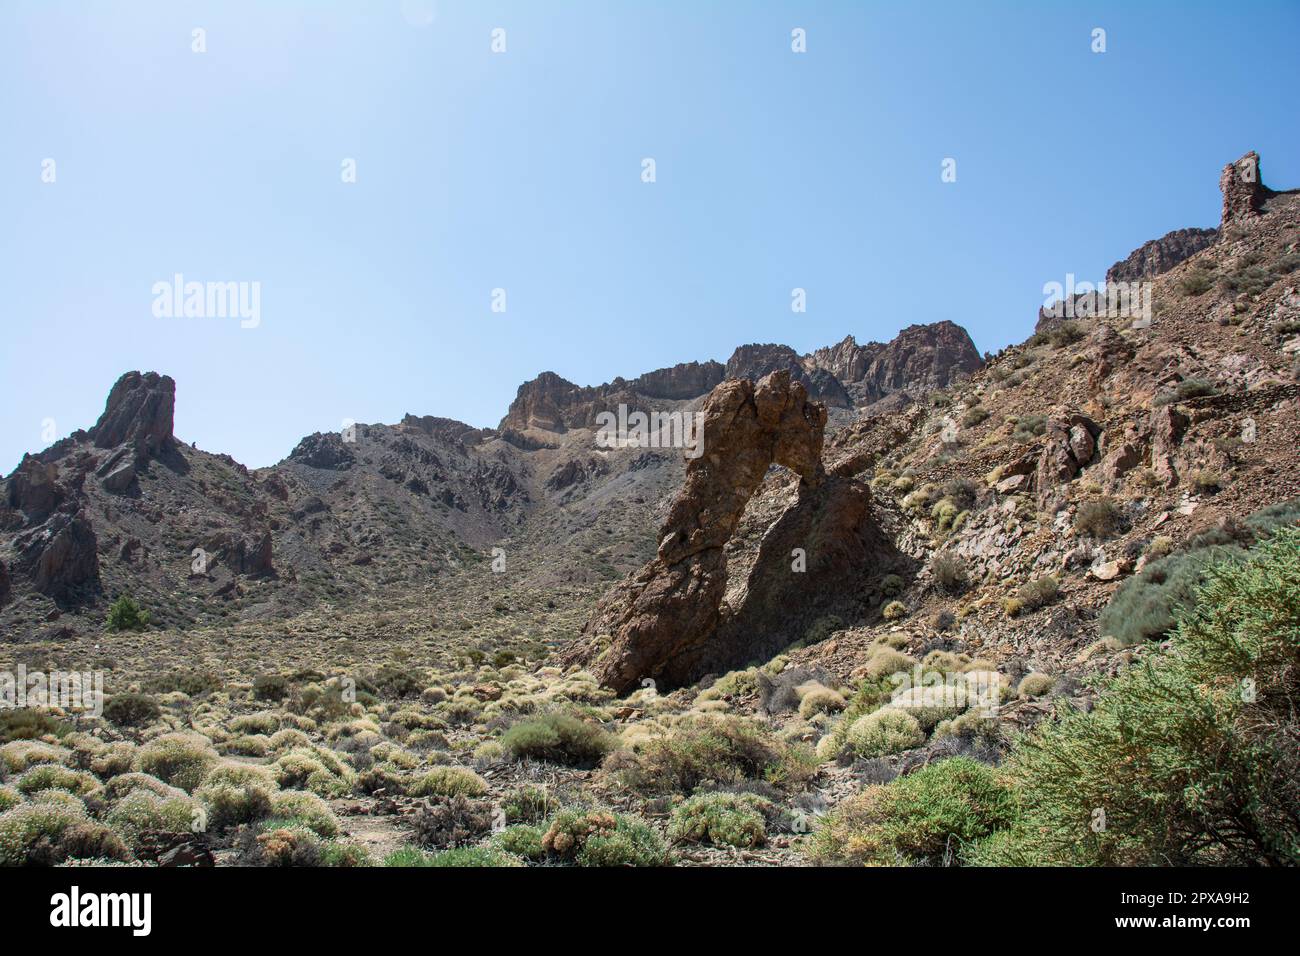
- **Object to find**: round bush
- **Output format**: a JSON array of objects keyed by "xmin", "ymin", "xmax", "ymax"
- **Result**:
[
  {"xmin": 131, "ymin": 733, "xmax": 218, "ymax": 792},
  {"xmin": 846, "ymin": 708, "xmax": 925, "ymax": 757}
]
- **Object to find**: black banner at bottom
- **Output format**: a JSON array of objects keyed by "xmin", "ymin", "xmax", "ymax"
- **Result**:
[{"xmin": 0, "ymin": 865, "xmax": 1286, "ymax": 944}]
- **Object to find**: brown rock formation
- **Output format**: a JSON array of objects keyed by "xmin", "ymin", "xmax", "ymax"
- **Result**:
[
  {"xmin": 7, "ymin": 457, "xmax": 65, "ymax": 523},
  {"xmin": 16, "ymin": 509, "xmax": 100, "ymax": 602},
  {"xmin": 1106, "ymin": 227, "xmax": 1219, "ymax": 284},
  {"xmin": 725, "ymin": 344, "xmax": 851, "ymax": 408},
  {"xmin": 565, "ymin": 371, "xmax": 831, "ymax": 692},
  {"xmin": 1220, "ymin": 151, "xmax": 1271, "ymax": 226},
  {"xmin": 1036, "ymin": 414, "xmax": 1101, "ymax": 509},
  {"xmin": 852, "ymin": 322, "xmax": 982, "ymax": 400},
  {"xmin": 89, "ymin": 371, "xmax": 176, "ymax": 460}
]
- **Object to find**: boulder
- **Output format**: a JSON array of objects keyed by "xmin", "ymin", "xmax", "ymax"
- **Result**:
[{"xmin": 101, "ymin": 459, "xmax": 137, "ymax": 495}]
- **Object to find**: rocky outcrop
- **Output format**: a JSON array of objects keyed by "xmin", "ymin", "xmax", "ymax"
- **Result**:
[
  {"xmin": 807, "ymin": 335, "xmax": 885, "ymax": 384},
  {"xmin": 501, "ymin": 371, "xmax": 602, "ymax": 432},
  {"xmin": 631, "ymin": 361, "xmax": 725, "ymax": 400},
  {"xmin": 0, "ymin": 559, "xmax": 10, "ymax": 606},
  {"xmin": 851, "ymin": 322, "xmax": 982, "ymax": 402},
  {"xmin": 399, "ymin": 415, "xmax": 492, "ymax": 448},
  {"xmin": 16, "ymin": 509, "xmax": 100, "ymax": 602},
  {"xmin": 289, "ymin": 433, "xmax": 356, "ymax": 470},
  {"xmin": 1106, "ymin": 227, "xmax": 1219, "ymax": 283},
  {"xmin": 565, "ymin": 371, "xmax": 831, "ymax": 692},
  {"xmin": 1220, "ymin": 151, "xmax": 1272, "ymax": 226},
  {"xmin": 203, "ymin": 530, "xmax": 275, "ymax": 577},
  {"xmin": 7, "ymin": 457, "xmax": 65, "ymax": 523},
  {"xmin": 1150, "ymin": 404, "xmax": 1189, "ymax": 486},
  {"xmin": 1037, "ymin": 414, "xmax": 1101, "ymax": 509},
  {"xmin": 502, "ymin": 363, "xmax": 728, "ymax": 434},
  {"xmin": 88, "ymin": 371, "xmax": 176, "ymax": 460},
  {"xmin": 725, "ymin": 344, "xmax": 851, "ymax": 408}
]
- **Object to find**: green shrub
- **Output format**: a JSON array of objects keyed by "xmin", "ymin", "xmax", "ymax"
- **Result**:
[
  {"xmin": 0, "ymin": 803, "xmax": 91, "ymax": 865},
  {"xmin": 104, "ymin": 791, "xmax": 197, "ymax": 851},
  {"xmin": 845, "ymin": 708, "xmax": 925, "ymax": 758},
  {"xmin": 614, "ymin": 716, "xmax": 815, "ymax": 794},
  {"xmin": 103, "ymin": 693, "xmax": 160, "ymax": 728},
  {"xmin": 501, "ymin": 713, "xmax": 614, "ymax": 767},
  {"xmin": 252, "ymin": 674, "xmax": 291, "ymax": 702},
  {"xmin": 0, "ymin": 785, "xmax": 21, "ymax": 813},
  {"xmin": 1179, "ymin": 270, "xmax": 1213, "ymax": 296},
  {"xmin": 808, "ymin": 756, "xmax": 1016, "ymax": 865},
  {"xmin": 541, "ymin": 809, "xmax": 667, "ymax": 866},
  {"xmin": 1074, "ymin": 498, "xmax": 1123, "ymax": 538},
  {"xmin": 494, "ymin": 824, "xmax": 547, "ymax": 860},
  {"xmin": 668, "ymin": 792, "xmax": 770, "ymax": 848},
  {"xmin": 268, "ymin": 791, "xmax": 339, "ymax": 837},
  {"xmin": 408, "ymin": 766, "xmax": 489, "ymax": 799},
  {"xmin": 1017, "ymin": 673, "xmax": 1055, "ymax": 698},
  {"xmin": 0, "ymin": 710, "xmax": 70, "ymax": 745},
  {"xmin": 501, "ymin": 785, "xmax": 560, "ymax": 825},
  {"xmin": 969, "ymin": 529, "xmax": 1300, "ymax": 865},
  {"xmin": 15, "ymin": 764, "xmax": 97, "ymax": 796},
  {"xmin": 196, "ymin": 780, "xmax": 275, "ymax": 830},
  {"xmin": 1014, "ymin": 575, "xmax": 1059, "ymax": 612},
  {"xmin": 1011, "ymin": 415, "xmax": 1047, "ymax": 443},
  {"xmin": 1154, "ymin": 378, "xmax": 1219, "ymax": 406},
  {"xmin": 882, "ymin": 600, "xmax": 908, "ymax": 621},
  {"xmin": 387, "ymin": 844, "xmax": 523, "ymax": 867},
  {"xmin": 932, "ymin": 553, "xmax": 969, "ymax": 593},
  {"xmin": 105, "ymin": 595, "xmax": 151, "ymax": 632},
  {"xmin": 320, "ymin": 841, "xmax": 371, "ymax": 867},
  {"xmin": 1099, "ymin": 545, "xmax": 1238, "ymax": 645},
  {"xmin": 131, "ymin": 733, "xmax": 218, "ymax": 792}
]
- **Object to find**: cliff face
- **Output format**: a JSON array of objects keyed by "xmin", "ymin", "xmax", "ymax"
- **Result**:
[
  {"xmin": 1106, "ymin": 228, "xmax": 1219, "ymax": 284},
  {"xmin": 501, "ymin": 322, "xmax": 984, "ymax": 434}
]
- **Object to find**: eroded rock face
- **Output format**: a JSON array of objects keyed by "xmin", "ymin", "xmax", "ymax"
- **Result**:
[
  {"xmin": 1106, "ymin": 227, "xmax": 1219, "ymax": 283},
  {"xmin": 16, "ymin": 509, "xmax": 100, "ymax": 602},
  {"xmin": 289, "ymin": 433, "xmax": 356, "ymax": 470},
  {"xmin": 725, "ymin": 344, "xmax": 851, "ymax": 408},
  {"xmin": 89, "ymin": 371, "xmax": 176, "ymax": 459},
  {"xmin": 1037, "ymin": 414, "xmax": 1101, "ymax": 509},
  {"xmin": 565, "ymin": 371, "xmax": 832, "ymax": 692},
  {"xmin": 7, "ymin": 457, "xmax": 65, "ymax": 523},
  {"xmin": 1220, "ymin": 151, "xmax": 1271, "ymax": 226},
  {"xmin": 853, "ymin": 322, "xmax": 983, "ymax": 400}
]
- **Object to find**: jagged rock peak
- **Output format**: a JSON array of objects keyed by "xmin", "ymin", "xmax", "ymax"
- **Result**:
[
  {"xmin": 1220, "ymin": 151, "xmax": 1272, "ymax": 226},
  {"xmin": 88, "ymin": 371, "xmax": 176, "ymax": 458}
]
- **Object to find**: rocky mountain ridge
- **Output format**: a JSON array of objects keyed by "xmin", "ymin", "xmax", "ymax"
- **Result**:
[{"xmin": 0, "ymin": 321, "xmax": 983, "ymax": 639}]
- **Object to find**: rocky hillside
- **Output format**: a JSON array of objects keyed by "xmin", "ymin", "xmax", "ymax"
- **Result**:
[{"xmin": 567, "ymin": 150, "xmax": 1299, "ymax": 703}]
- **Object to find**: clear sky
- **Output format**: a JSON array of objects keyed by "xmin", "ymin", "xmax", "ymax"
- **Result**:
[{"xmin": 3, "ymin": 0, "xmax": 1298, "ymax": 473}]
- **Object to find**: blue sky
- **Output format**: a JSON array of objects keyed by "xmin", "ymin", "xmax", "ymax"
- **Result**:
[{"xmin": 2, "ymin": 0, "xmax": 1297, "ymax": 472}]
